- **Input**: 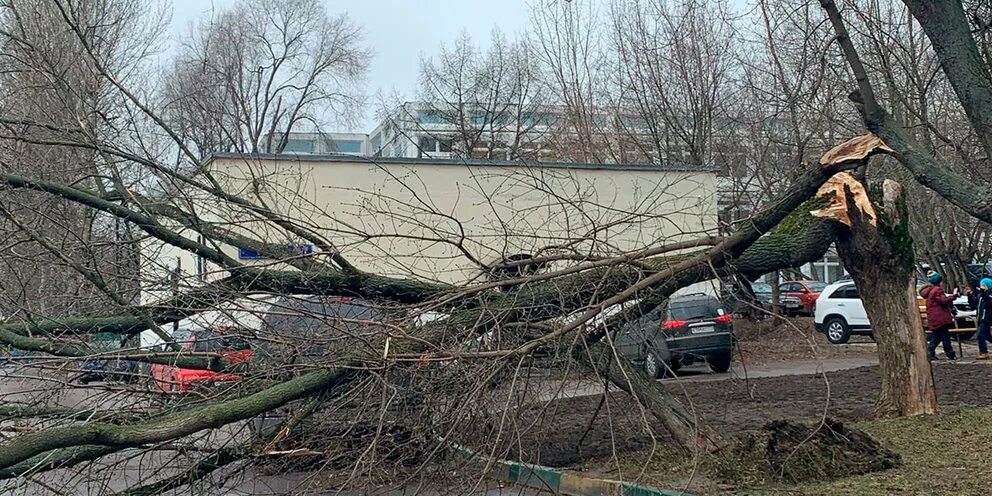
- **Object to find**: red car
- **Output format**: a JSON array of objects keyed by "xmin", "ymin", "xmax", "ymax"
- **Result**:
[
  {"xmin": 151, "ymin": 328, "xmax": 253, "ymax": 393},
  {"xmin": 779, "ymin": 280, "xmax": 828, "ymax": 314}
]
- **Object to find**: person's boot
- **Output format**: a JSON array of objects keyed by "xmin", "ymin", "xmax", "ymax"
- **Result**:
[
  {"xmin": 948, "ymin": 355, "xmax": 959, "ymax": 361},
  {"xmin": 978, "ymin": 353, "xmax": 990, "ymax": 360}
]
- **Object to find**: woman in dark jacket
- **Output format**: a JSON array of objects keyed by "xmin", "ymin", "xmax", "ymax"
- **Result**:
[{"xmin": 920, "ymin": 271, "xmax": 958, "ymax": 361}]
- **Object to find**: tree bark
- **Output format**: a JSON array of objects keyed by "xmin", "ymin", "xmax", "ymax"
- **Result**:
[{"xmin": 830, "ymin": 176, "xmax": 938, "ymax": 417}]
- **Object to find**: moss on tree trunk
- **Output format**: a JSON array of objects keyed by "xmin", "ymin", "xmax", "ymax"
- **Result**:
[{"xmin": 834, "ymin": 179, "xmax": 937, "ymax": 417}]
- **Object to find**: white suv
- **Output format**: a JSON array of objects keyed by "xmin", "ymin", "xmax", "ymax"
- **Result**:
[
  {"xmin": 815, "ymin": 280, "xmax": 976, "ymax": 344},
  {"xmin": 814, "ymin": 281, "xmax": 871, "ymax": 344}
]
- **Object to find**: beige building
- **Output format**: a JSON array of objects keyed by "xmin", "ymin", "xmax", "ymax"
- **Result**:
[{"xmin": 140, "ymin": 154, "xmax": 719, "ymax": 307}]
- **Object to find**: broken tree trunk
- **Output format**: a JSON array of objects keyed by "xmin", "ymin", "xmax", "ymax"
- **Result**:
[{"xmin": 816, "ymin": 172, "xmax": 938, "ymax": 417}]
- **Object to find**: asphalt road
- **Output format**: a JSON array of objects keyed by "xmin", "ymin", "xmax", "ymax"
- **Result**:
[{"xmin": 528, "ymin": 356, "xmax": 880, "ymax": 403}]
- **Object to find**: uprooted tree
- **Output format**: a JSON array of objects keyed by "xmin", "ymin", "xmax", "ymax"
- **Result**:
[{"xmin": 2, "ymin": 0, "xmax": 992, "ymax": 494}]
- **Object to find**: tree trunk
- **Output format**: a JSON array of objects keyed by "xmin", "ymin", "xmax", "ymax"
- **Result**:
[
  {"xmin": 828, "ymin": 176, "xmax": 938, "ymax": 417},
  {"xmin": 582, "ymin": 340, "xmax": 719, "ymax": 452},
  {"xmin": 771, "ymin": 270, "xmax": 782, "ymax": 322}
]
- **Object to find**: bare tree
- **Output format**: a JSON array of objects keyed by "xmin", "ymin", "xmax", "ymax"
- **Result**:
[
  {"xmin": 0, "ymin": 0, "xmax": 167, "ymax": 318},
  {"xmin": 414, "ymin": 29, "xmax": 549, "ymax": 160},
  {"xmin": 162, "ymin": 0, "xmax": 371, "ymax": 157}
]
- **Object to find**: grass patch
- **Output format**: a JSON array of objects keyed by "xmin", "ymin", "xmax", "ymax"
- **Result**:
[
  {"xmin": 751, "ymin": 406, "xmax": 992, "ymax": 495},
  {"xmin": 565, "ymin": 406, "xmax": 992, "ymax": 495}
]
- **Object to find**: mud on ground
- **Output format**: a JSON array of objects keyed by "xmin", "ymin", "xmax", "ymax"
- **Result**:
[
  {"xmin": 490, "ymin": 363, "xmax": 992, "ymax": 468},
  {"xmin": 733, "ymin": 316, "xmax": 877, "ymax": 365}
]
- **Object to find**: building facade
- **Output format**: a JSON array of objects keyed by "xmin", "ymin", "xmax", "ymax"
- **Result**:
[
  {"xmin": 140, "ymin": 154, "xmax": 720, "ymax": 307},
  {"xmin": 266, "ymin": 132, "xmax": 371, "ymax": 155},
  {"xmin": 368, "ymin": 102, "xmax": 560, "ymax": 161}
]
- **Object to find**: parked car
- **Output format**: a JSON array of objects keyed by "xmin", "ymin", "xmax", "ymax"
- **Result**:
[
  {"xmin": 250, "ymin": 296, "xmax": 388, "ymax": 438},
  {"xmin": 150, "ymin": 328, "xmax": 253, "ymax": 393},
  {"xmin": 751, "ymin": 283, "xmax": 803, "ymax": 315},
  {"xmin": 720, "ymin": 282, "xmax": 802, "ymax": 316},
  {"xmin": 815, "ymin": 281, "xmax": 976, "ymax": 344},
  {"xmin": 780, "ymin": 280, "xmax": 828, "ymax": 314},
  {"xmin": 614, "ymin": 294, "xmax": 734, "ymax": 378},
  {"xmin": 814, "ymin": 281, "xmax": 872, "ymax": 344},
  {"xmin": 78, "ymin": 334, "xmax": 138, "ymax": 384}
]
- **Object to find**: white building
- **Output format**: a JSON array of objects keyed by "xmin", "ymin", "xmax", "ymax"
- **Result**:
[
  {"xmin": 267, "ymin": 132, "xmax": 371, "ymax": 155},
  {"xmin": 368, "ymin": 102, "xmax": 561, "ymax": 160},
  {"xmin": 140, "ymin": 153, "xmax": 720, "ymax": 305}
]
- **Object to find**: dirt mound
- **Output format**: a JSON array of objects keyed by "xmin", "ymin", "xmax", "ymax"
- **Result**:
[{"xmin": 764, "ymin": 418, "xmax": 900, "ymax": 482}]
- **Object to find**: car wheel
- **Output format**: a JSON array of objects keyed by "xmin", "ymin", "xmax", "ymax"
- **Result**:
[
  {"xmin": 644, "ymin": 351, "xmax": 662, "ymax": 379},
  {"xmin": 825, "ymin": 317, "xmax": 851, "ymax": 344},
  {"xmin": 708, "ymin": 352, "xmax": 732, "ymax": 373}
]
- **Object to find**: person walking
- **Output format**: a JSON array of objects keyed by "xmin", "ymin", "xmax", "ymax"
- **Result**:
[
  {"xmin": 973, "ymin": 278, "xmax": 992, "ymax": 360},
  {"xmin": 920, "ymin": 271, "xmax": 958, "ymax": 361}
]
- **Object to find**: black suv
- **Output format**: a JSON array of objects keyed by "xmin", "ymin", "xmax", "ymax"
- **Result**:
[{"xmin": 614, "ymin": 294, "xmax": 734, "ymax": 378}]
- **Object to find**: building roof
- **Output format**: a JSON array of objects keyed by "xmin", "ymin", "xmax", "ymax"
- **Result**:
[{"xmin": 204, "ymin": 152, "xmax": 719, "ymax": 173}]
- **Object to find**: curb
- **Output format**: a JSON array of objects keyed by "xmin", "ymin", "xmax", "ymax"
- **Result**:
[{"xmin": 452, "ymin": 443, "xmax": 692, "ymax": 496}]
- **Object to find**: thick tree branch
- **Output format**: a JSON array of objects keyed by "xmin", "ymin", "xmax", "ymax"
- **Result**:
[
  {"xmin": 901, "ymin": 0, "xmax": 992, "ymax": 158},
  {"xmin": 820, "ymin": 0, "xmax": 992, "ymax": 223},
  {"xmin": 0, "ymin": 367, "xmax": 352, "ymax": 471}
]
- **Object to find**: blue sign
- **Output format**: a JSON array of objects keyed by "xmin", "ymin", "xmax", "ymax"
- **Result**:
[{"xmin": 239, "ymin": 243, "xmax": 314, "ymax": 260}]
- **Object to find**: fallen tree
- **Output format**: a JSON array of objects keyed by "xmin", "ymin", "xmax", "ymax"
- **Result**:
[
  {"xmin": 0, "ymin": 133, "xmax": 881, "ymax": 480},
  {"xmin": 4, "ymin": 1, "xmax": 992, "ymax": 493}
]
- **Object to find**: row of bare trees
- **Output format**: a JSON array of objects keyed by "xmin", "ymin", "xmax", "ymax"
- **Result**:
[{"xmin": 410, "ymin": 0, "xmax": 992, "ymax": 268}]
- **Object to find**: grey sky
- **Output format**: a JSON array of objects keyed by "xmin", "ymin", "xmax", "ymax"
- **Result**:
[{"xmin": 170, "ymin": 0, "xmax": 534, "ymax": 133}]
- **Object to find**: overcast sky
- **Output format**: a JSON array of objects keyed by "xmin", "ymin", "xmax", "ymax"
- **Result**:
[{"xmin": 170, "ymin": 0, "xmax": 534, "ymax": 133}]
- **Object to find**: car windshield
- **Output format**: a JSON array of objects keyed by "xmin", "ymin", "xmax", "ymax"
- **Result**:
[
  {"xmin": 751, "ymin": 283, "xmax": 771, "ymax": 294},
  {"xmin": 807, "ymin": 282, "xmax": 828, "ymax": 291},
  {"xmin": 669, "ymin": 297, "xmax": 722, "ymax": 320}
]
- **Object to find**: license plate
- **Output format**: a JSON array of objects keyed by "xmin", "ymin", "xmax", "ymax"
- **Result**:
[{"xmin": 691, "ymin": 325, "xmax": 715, "ymax": 334}]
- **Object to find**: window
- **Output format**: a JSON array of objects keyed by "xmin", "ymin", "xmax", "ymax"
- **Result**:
[
  {"xmin": 829, "ymin": 285, "xmax": 860, "ymax": 299},
  {"xmin": 416, "ymin": 110, "xmax": 447, "ymax": 124},
  {"xmin": 417, "ymin": 136, "xmax": 438, "ymax": 157},
  {"xmin": 622, "ymin": 117, "xmax": 648, "ymax": 129},
  {"xmin": 469, "ymin": 112, "xmax": 486, "ymax": 126},
  {"xmin": 327, "ymin": 139, "xmax": 362, "ymax": 153},
  {"xmin": 668, "ymin": 297, "xmax": 722, "ymax": 320},
  {"xmin": 438, "ymin": 138, "xmax": 452, "ymax": 152},
  {"xmin": 523, "ymin": 112, "xmax": 556, "ymax": 127},
  {"xmin": 196, "ymin": 235, "xmax": 206, "ymax": 281},
  {"xmin": 283, "ymin": 139, "xmax": 315, "ymax": 153}
]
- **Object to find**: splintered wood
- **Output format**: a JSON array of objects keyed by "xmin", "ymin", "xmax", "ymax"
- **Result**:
[
  {"xmin": 811, "ymin": 172, "xmax": 877, "ymax": 227},
  {"xmin": 819, "ymin": 133, "xmax": 893, "ymax": 166}
]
